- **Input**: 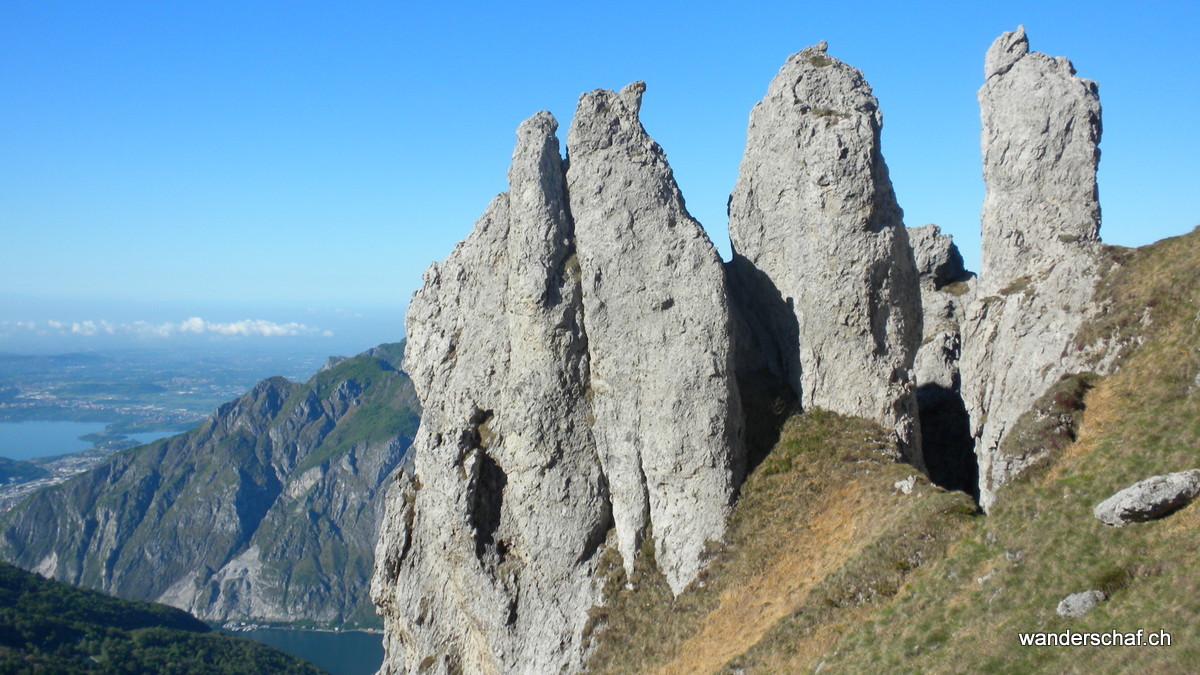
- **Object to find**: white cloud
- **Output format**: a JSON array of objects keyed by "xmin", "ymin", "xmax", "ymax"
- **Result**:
[{"xmin": 6, "ymin": 318, "xmax": 331, "ymax": 339}]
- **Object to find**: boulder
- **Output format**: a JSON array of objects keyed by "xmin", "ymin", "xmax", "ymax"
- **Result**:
[
  {"xmin": 1056, "ymin": 589, "xmax": 1106, "ymax": 618},
  {"xmin": 1093, "ymin": 469, "xmax": 1200, "ymax": 526}
]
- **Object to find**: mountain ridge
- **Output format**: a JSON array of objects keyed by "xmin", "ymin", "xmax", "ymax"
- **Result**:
[{"xmin": 0, "ymin": 342, "xmax": 417, "ymax": 629}]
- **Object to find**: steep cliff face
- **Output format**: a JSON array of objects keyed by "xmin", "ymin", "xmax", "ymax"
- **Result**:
[
  {"xmin": 0, "ymin": 344, "xmax": 417, "ymax": 627},
  {"xmin": 727, "ymin": 42, "xmax": 923, "ymax": 463},
  {"xmin": 959, "ymin": 26, "xmax": 1106, "ymax": 510}
]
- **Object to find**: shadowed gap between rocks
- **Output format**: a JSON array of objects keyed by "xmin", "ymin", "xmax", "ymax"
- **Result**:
[
  {"xmin": 727, "ymin": 252, "xmax": 980, "ymax": 502},
  {"xmin": 468, "ymin": 409, "xmax": 508, "ymax": 562},
  {"xmin": 916, "ymin": 383, "xmax": 979, "ymax": 501},
  {"xmin": 726, "ymin": 254, "xmax": 802, "ymax": 477}
]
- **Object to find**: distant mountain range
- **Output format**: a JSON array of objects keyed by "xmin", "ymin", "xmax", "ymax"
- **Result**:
[{"xmin": 0, "ymin": 342, "xmax": 418, "ymax": 629}]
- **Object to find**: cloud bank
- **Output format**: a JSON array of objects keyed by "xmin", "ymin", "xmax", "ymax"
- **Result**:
[{"xmin": 3, "ymin": 317, "xmax": 333, "ymax": 339}]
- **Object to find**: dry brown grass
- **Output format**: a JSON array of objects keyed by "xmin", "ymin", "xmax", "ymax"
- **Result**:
[
  {"xmin": 657, "ymin": 482, "xmax": 870, "ymax": 674},
  {"xmin": 586, "ymin": 411, "xmax": 975, "ymax": 674}
]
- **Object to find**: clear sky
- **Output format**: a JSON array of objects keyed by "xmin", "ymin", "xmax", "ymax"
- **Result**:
[{"xmin": 2, "ymin": 1, "xmax": 1197, "ymax": 354}]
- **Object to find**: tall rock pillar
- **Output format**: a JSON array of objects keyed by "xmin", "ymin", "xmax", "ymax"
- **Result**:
[
  {"xmin": 372, "ymin": 113, "xmax": 609, "ymax": 674},
  {"xmin": 960, "ymin": 27, "xmax": 1105, "ymax": 510},
  {"xmin": 566, "ymin": 82, "xmax": 744, "ymax": 594},
  {"xmin": 978, "ymin": 25, "xmax": 1102, "ymax": 285},
  {"xmin": 727, "ymin": 42, "xmax": 923, "ymax": 464}
]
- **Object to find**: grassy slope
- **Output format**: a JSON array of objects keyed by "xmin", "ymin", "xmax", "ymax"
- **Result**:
[
  {"xmin": 587, "ymin": 412, "xmax": 977, "ymax": 673},
  {"xmin": 589, "ymin": 227, "xmax": 1200, "ymax": 673}
]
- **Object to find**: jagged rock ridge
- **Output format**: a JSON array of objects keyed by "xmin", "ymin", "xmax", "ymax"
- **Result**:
[
  {"xmin": 376, "ymin": 27, "xmax": 1116, "ymax": 672},
  {"xmin": 0, "ymin": 344, "xmax": 417, "ymax": 627},
  {"xmin": 374, "ymin": 84, "xmax": 743, "ymax": 674}
]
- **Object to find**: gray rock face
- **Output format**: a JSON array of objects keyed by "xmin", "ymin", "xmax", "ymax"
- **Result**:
[
  {"xmin": 909, "ymin": 225, "xmax": 976, "ymax": 495},
  {"xmin": 373, "ymin": 113, "xmax": 609, "ymax": 674},
  {"xmin": 961, "ymin": 28, "xmax": 1106, "ymax": 510},
  {"xmin": 909, "ymin": 224, "xmax": 972, "ymax": 294},
  {"xmin": 567, "ymin": 82, "xmax": 743, "ymax": 592},
  {"xmin": 727, "ymin": 42, "xmax": 923, "ymax": 463},
  {"xmin": 911, "ymin": 225, "xmax": 972, "ymax": 395},
  {"xmin": 978, "ymin": 25, "xmax": 1102, "ymax": 285},
  {"xmin": 374, "ymin": 96, "xmax": 743, "ymax": 672},
  {"xmin": 1093, "ymin": 470, "xmax": 1200, "ymax": 526},
  {"xmin": 1056, "ymin": 590, "xmax": 1106, "ymax": 618}
]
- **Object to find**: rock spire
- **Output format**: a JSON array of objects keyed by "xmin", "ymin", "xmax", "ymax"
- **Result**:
[
  {"xmin": 375, "ymin": 27, "xmax": 1115, "ymax": 672},
  {"xmin": 727, "ymin": 41, "xmax": 924, "ymax": 463},
  {"xmin": 960, "ymin": 26, "xmax": 1106, "ymax": 510},
  {"xmin": 567, "ymin": 81, "xmax": 743, "ymax": 592},
  {"xmin": 373, "ymin": 113, "xmax": 609, "ymax": 673},
  {"xmin": 978, "ymin": 24, "xmax": 1102, "ymax": 286},
  {"xmin": 374, "ymin": 86, "xmax": 743, "ymax": 672}
]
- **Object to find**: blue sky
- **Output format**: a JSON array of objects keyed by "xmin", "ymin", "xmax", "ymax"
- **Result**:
[{"xmin": 2, "ymin": 1, "xmax": 1197, "ymax": 354}]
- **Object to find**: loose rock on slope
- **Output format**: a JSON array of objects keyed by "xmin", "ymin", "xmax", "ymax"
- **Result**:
[
  {"xmin": 1056, "ymin": 590, "xmax": 1106, "ymax": 618},
  {"xmin": 1093, "ymin": 469, "xmax": 1200, "ymax": 526}
]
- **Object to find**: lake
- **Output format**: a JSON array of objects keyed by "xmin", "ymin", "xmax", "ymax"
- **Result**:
[
  {"xmin": 0, "ymin": 421, "xmax": 108, "ymax": 461},
  {"xmin": 0, "ymin": 422, "xmax": 183, "ymax": 461},
  {"xmin": 233, "ymin": 628, "xmax": 384, "ymax": 675},
  {"xmin": 125, "ymin": 430, "xmax": 180, "ymax": 446}
]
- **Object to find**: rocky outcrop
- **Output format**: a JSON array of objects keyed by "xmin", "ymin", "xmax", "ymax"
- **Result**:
[
  {"xmin": 374, "ymin": 87, "xmax": 744, "ymax": 673},
  {"xmin": 0, "ymin": 344, "xmax": 417, "ymax": 628},
  {"xmin": 727, "ymin": 41, "xmax": 923, "ymax": 463},
  {"xmin": 374, "ymin": 27, "xmax": 1125, "ymax": 672},
  {"xmin": 567, "ymin": 82, "xmax": 743, "ymax": 591},
  {"xmin": 373, "ymin": 113, "xmax": 610, "ymax": 674},
  {"xmin": 909, "ymin": 225, "xmax": 976, "ymax": 495},
  {"xmin": 960, "ymin": 27, "xmax": 1106, "ymax": 510},
  {"xmin": 978, "ymin": 25, "xmax": 1102, "ymax": 283},
  {"xmin": 1094, "ymin": 470, "xmax": 1200, "ymax": 526}
]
